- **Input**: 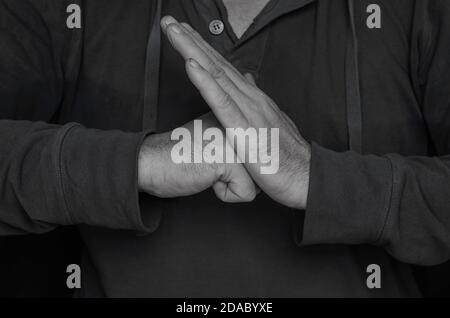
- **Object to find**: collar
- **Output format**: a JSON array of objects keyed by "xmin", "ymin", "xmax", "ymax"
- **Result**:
[{"xmin": 238, "ymin": 0, "xmax": 317, "ymax": 44}]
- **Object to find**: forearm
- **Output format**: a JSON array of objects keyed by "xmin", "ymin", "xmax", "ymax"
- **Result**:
[
  {"xmin": 0, "ymin": 119, "xmax": 151, "ymax": 235},
  {"xmin": 300, "ymin": 143, "xmax": 450, "ymax": 266}
]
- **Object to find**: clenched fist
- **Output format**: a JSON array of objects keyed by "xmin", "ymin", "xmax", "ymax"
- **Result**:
[{"xmin": 138, "ymin": 113, "xmax": 258, "ymax": 203}]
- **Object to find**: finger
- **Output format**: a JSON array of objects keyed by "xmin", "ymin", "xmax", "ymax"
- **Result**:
[
  {"xmin": 180, "ymin": 24, "xmax": 269, "ymax": 120},
  {"xmin": 161, "ymin": 17, "xmax": 250, "ymax": 108},
  {"xmin": 180, "ymin": 22, "xmax": 254, "ymax": 93},
  {"xmin": 281, "ymin": 111, "xmax": 301, "ymax": 135},
  {"xmin": 245, "ymin": 73, "xmax": 257, "ymax": 86},
  {"xmin": 178, "ymin": 24, "xmax": 265, "ymax": 121},
  {"xmin": 213, "ymin": 165, "xmax": 257, "ymax": 203},
  {"xmin": 213, "ymin": 181, "xmax": 246, "ymax": 203},
  {"xmin": 186, "ymin": 58, "xmax": 249, "ymax": 129},
  {"xmin": 162, "ymin": 17, "xmax": 222, "ymax": 77},
  {"xmin": 161, "ymin": 15, "xmax": 177, "ymax": 32}
]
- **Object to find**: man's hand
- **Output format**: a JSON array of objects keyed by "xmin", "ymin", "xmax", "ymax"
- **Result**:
[
  {"xmin": 138, "ymin": 113, "xmax": 258, "ymax": 203},
  {"xmin": 162, "ymin": 16, "xmax": 311, "ymax": 210}
]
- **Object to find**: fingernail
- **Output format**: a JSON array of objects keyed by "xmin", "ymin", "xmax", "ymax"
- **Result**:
[
  {"xmin": 169, "ymin": 24, "xmax": 182, "ymax": 34},
  {"xmin": 188, "ymin": 59, "xmax": 200, "ymax": 68},
  {"xmin": 161, "ymin": 16, "xmax": 177, "ymax": 29}
]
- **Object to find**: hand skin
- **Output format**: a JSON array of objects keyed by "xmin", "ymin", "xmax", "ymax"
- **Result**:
[
  {"xmin": 138, "ymin": 113, "xmax": 258, "ymax": 203},
  {"xmin": 161, "ymin": 16, "xmax": 311, "ymax": 210}
]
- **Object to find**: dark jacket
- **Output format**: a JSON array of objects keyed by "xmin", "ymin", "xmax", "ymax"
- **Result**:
[{"xmin": 0, "ymin": 0, "xmax": 449, "ymax": 297}]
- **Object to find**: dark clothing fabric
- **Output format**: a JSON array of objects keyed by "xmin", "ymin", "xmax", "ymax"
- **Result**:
[{"xmin": 1, "ymin": 0, "xmax": 450, "ymax": 297}]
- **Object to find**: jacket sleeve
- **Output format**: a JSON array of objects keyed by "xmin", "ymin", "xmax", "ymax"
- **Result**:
[
  {"xmin": 0, "ymin": 0, "xmax": 154, "ymax": 235},
  {"xmin": 299, "ymin": 0, "xmax": 450, "ymax": 266}
]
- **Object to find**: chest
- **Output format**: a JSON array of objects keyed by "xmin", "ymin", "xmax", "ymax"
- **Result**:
[{"xmin": 71, "ymin": 0, "xmax": 427, "ymax": 156}]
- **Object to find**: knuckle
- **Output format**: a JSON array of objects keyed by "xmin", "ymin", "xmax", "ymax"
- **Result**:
[
  {"xmin": 213, "ymin": 67, "xmax": 226, "ymax": 80},
  {"xmin": 218, "ymin": 76, "xmax": 234, "ymax": 92},
  {"xmin": 243, "ymin": 96, "xmax": 259, "ymax": 110},
  {"xmin": 215, "ymin": 58, "xmax": 227, "ymax": 69},
  {"xmin": 259, "ymin": 92, "xmax": 272, "ymax": 105},
  {"xmin": 216, "ymin": 92, "xmax": 234, "ymax": 109},
  {"xmin": 204, "ymin": 60, "xmax": 216, "ymax": 72},
  {"xmin": 250, "ymin": 90, "xmax": 267, "ymax": 105},
  {"xmin": 257, "ymin": 94, "xmax": 276, "ymax": 112},
  {"xmin": 242, "ymin": 188, "xmax": 257, "ymax": 202},
  {"xmin": 208, "ymin": 62, "xmax": 226, "ymax": 80}
]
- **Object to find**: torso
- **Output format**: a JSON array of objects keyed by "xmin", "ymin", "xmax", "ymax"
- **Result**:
[{"xmin": 73, "ymin": 0, "xmax": 424, "ymax": 297}]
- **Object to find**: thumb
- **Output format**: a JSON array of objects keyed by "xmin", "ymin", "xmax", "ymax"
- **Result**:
[{"xmin": 213, "ymin": 164, "xmax": 258, "ymax": 203}]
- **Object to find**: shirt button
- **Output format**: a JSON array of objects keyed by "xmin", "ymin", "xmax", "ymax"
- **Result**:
[{"xmin": 209, "ymin": 20, "xmax": 225, "ymax": 35}]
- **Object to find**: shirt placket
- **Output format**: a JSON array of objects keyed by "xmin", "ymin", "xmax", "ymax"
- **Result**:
[{"xmin": 182, "ymin": 0, "xmax": 270, "ymax": 81}]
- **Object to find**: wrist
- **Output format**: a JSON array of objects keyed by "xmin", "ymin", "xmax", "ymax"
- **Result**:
[
  {"xmin": 138, "ymin": 136, "xmax": 152, "ymax": 193},
  {"xmin": 293, "ymin": 143, "xmax": 312, "ymax": 210},
  {"xmin": 138, "ymin": 133, "xmax": 168, "ymax": 194}
]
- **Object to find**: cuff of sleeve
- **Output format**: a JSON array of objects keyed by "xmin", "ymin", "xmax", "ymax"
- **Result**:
[
  {"xmin": 58, "ymin": 125, "xmax": 160, "ymax": 233},
  {"xmin": 299, "ymin": 142, "xmax": 394, "ymax": 247}
]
